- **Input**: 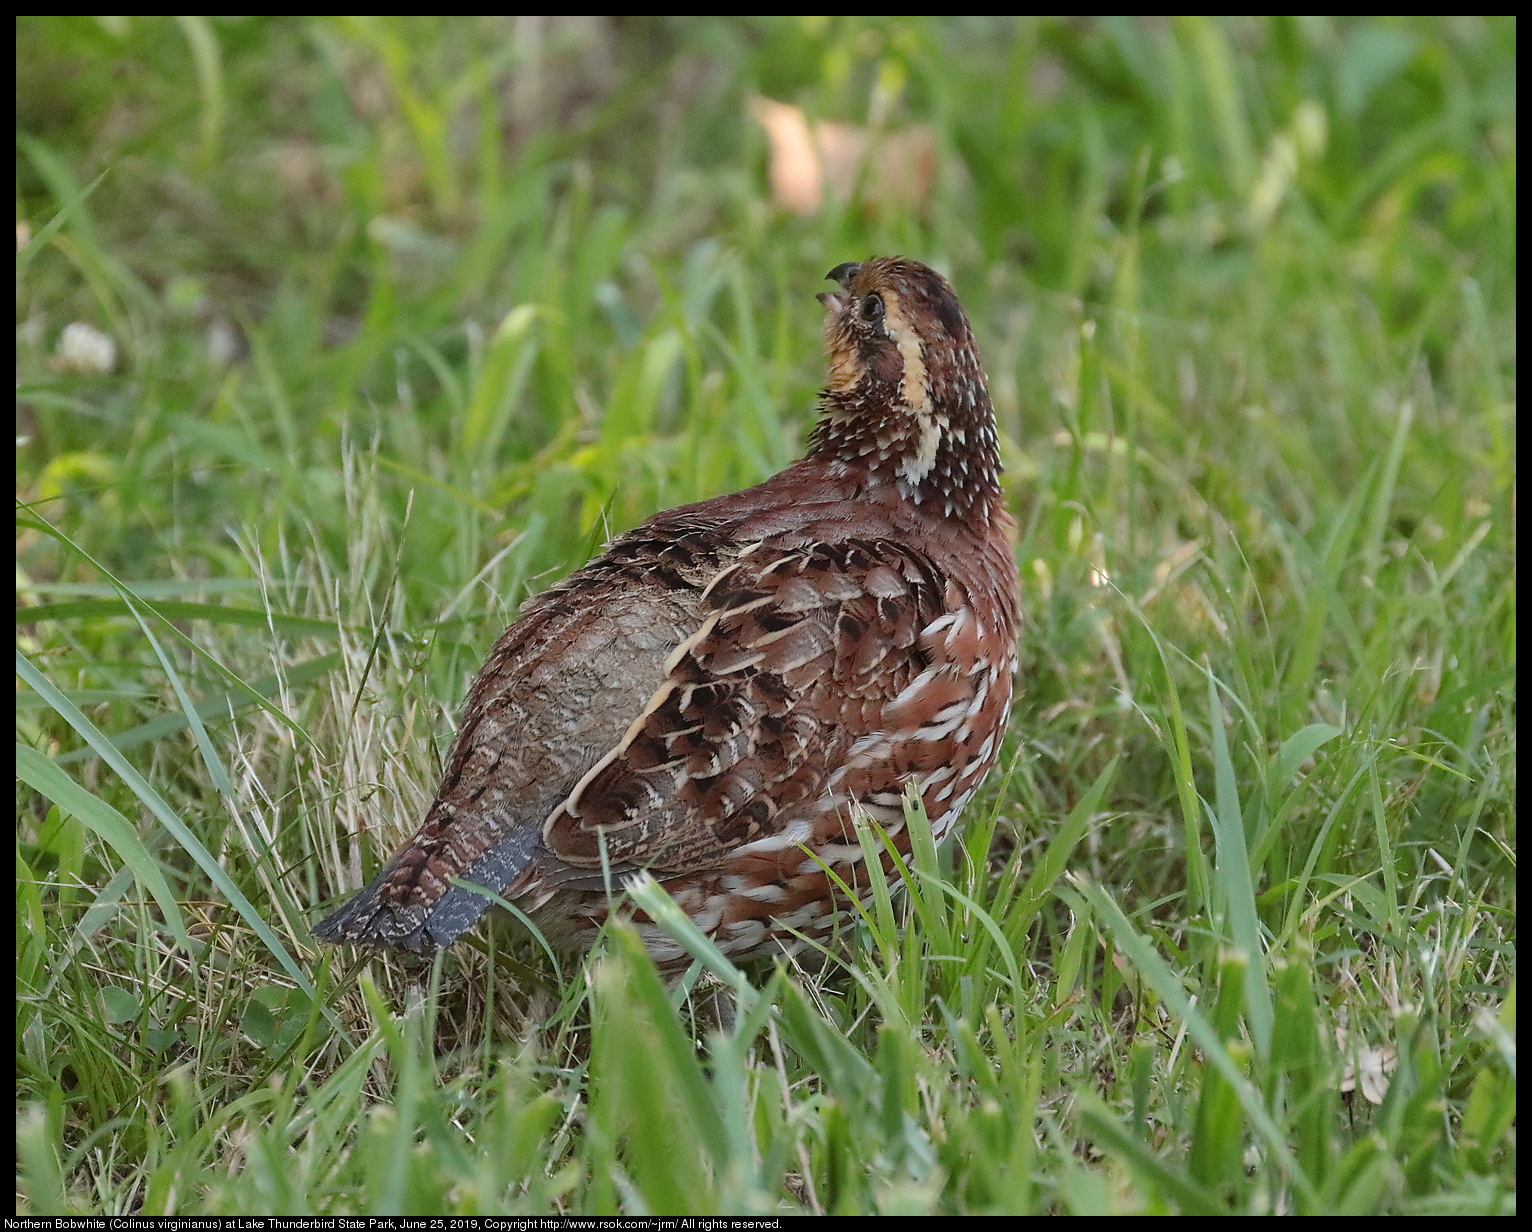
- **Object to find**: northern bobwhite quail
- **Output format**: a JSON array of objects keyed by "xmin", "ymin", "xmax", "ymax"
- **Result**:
[{"xmin": 315, "ymin": 257, "xmax": 1020, "ymax": 966}]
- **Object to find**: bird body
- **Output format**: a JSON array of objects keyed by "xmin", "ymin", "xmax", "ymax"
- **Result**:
[{"xmin": 315, "ymin": 258, "xmax": 1020, "ymax": 966}]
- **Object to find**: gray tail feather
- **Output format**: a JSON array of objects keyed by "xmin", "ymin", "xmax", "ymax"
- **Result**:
[{"xmin": 313, "ymin": 827, "xmax": 542, "ymax": 952}]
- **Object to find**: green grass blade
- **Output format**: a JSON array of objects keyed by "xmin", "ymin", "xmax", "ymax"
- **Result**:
[
  {"xmin": 448, "ymin": 875, "xmax": 563, "ymax": 985},
  {"xmin": 174, "ymin": 16, "xmax": 225, "ymax": 167},
  {"xmin": 17, "ymin": 599, "xmax": 349, "ymax": 638},
  {"xmin": 624, "ymin": 873, "xmax": 756, "ymax": 1011},
  {"xmin": 16, "ymin": 743, "xmax": 194, "ymax": 955},
  {"xmin": 911, "ymin": 868, "xmax": 1023, "ymax": 1001},
  {"xmin": 1004, "ymin": 755, "xmax": 1119, "ymax": 946},
  {"xmin": 17, "ymin": 507, "xmax": 315, "ymax": 747},
  {"xmin": 1074, "ymin": 873, "xmax": 1316, "ymax": 1208},
  {"xmin": 52, "ymin": 652, "xmax": 344, "ymax": 766},
  {"xmin": 1367, "ymin": 759, "xmax": 1403, "ymax": 936},
  {"xmin": 16, "ymin": 651, "xmax": 333, "ymax": 1019},
  {"xmin": 124, "ymin": 597, "xmax": 235, "ymax": 803},
  {"xmin": 1205, "ymin": 667, "xmax": 1273, "ymax": 1056},
  {"xmin": 14, "ymin": 164, "xmax": 109, "ymax": 276},
  {"xmin": 1359, "ymin": 400, "xmax": 1414, "ymax": 585},
  {"xmin": 589, "ymin": 923, "xmax": 727, "ymax": 1213},
  {"xmin": 1079, "ymin": 1095, "xmax": 1224, "ymax": 1215}
]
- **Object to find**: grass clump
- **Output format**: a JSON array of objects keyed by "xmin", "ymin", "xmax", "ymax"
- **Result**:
[{"xmin": 17, "ymin": 16, "xmax": 1514, "ymax": 1215}]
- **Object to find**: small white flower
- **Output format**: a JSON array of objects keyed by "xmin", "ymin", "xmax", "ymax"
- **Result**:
[
  {"xmin": 1336, "ymin": 1026, "xmax": 1398, "ymax": 1105},
  {"xmin": 206, "ymin": 317, "xmax": 240, "ymax": 368},
  {"xmin": 55, "ymin": 322, "xmax": 117, "ymax": 374}
]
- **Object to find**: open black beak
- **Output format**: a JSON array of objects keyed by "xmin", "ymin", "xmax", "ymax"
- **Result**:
[
  {"xmin": 818, "ymin": 261, "xmax": 861, "ymax": 312},
  {"xmin": 825, "ymin": 262, "xmax": 861, "ymax": 289}
]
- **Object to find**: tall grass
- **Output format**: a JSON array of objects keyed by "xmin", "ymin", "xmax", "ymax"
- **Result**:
[{"xmin": 17, "ymin": 16, "xmax": 1514, "ymax": 1214}]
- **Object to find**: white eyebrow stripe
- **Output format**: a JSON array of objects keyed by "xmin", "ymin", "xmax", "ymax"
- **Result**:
[{"xmin": 879, "ymin": 293, "xmax": 931, "ymax": 415}]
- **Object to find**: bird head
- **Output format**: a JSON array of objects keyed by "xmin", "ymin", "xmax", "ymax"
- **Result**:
[{"xmin": 813, "ymin": 257, "xmax": 1001, "ymax": 521}]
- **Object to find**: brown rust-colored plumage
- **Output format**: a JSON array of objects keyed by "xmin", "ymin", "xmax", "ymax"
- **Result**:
[{"xmin": 314, "ymin": 257, "xmax": 1020, "ymax": 965}]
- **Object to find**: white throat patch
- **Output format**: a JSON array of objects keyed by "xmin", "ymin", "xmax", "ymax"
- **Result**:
[
  {"xmin": 881, "ymin": 295, "xmax": 946, "ymax": 487},
  {"xmin": 880, "ymin": 295, "xmax": 931, "ymax": 415},
  {"xmin": 897, "ymin": 413, "xmax": 944, "ymax": 487}
]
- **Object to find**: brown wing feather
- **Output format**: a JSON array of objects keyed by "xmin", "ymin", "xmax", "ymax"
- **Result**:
[
  {"xmin": 312, "ymin": 526, "xmax": 727, "ymax": 949},
  {"xmin": 541, "ymin": 538, "xmax": 950, "ymax": 874}
]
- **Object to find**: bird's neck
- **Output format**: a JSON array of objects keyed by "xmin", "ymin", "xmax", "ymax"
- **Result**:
[{"xmin": 809, "ymin": 381, "xmax": 1004, "ymax": 524}]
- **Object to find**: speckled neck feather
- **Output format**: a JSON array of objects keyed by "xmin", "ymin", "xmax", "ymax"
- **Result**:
[{"xmin": 810, "ymin": 257, "xmax": 1003, "ymax": 526}]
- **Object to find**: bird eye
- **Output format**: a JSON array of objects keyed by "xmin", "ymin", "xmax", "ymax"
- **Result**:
[{"xmin": 859, "ymin": 294, "xmax": 885, "ymax": 323}]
